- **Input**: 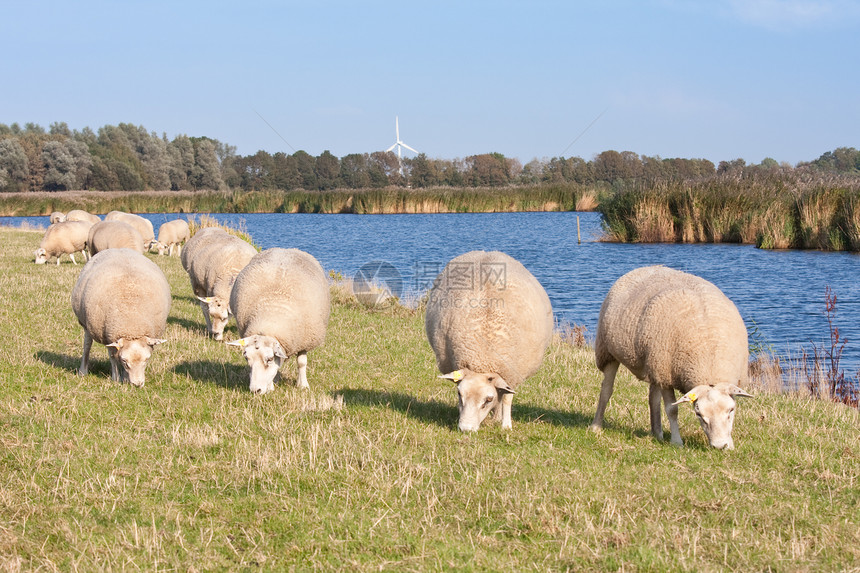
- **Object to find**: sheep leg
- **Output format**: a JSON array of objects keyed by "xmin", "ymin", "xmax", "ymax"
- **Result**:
[
  {"xmin": 296, "ymin": 351, "xmax": 309, "ymax": 390},
  {"xmin": 590, "ymin": 361, "xmax": 619, "ymax": 431},
  {"xmin": 70, "ymin": 253, "xmax": 78, "ymax": 265},
  {"xmin": 500, "ymin": 392, "xmax": 514, "ymax": 430},
  {"xmin": 662, "ymin": 387, "xmax": 683, "ymax": 446},
  {"xmin": 649, "ymin": 384, "xmax": 665, "ymax": 441},
  {"xmin": 78, "ymin": 331, "xmax": 93, "ymax": 376}
]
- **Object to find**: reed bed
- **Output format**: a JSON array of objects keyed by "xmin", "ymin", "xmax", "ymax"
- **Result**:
[
  {"xmin": 599, "ymin": 175, "xmax": 860, "ymax": 251},
  {"xmin": 0, "ymin": 183, "xmax": 595, "ymax": 217}
]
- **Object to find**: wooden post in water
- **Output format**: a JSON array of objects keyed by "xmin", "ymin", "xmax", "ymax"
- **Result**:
[{"xmin": 577, "ymin": 215, "xmax": 581, "ymax": 244}]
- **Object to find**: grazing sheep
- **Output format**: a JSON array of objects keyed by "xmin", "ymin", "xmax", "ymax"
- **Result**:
[
  {"xmin": 49, "ymin": 211, "xmax": 66, "ymax": 224},
  {"xmin": 180, "ymin": 227, "xmax": 229, "ymax": 273},
  {"xmin": 65, "ymin": 209, "xmax": 102, "ymax": 225},
  {"xmin": 87, "ymin": 220, "xmax": 145, "ymax": 256},
  {"xmin": 425, "ymin": 250, "xmax": 554, "ymax": 431},
  {"xmin": 71, "ymin": 248, "xmax": 170, "ymax": 387},
  {"xmin": 104, "ymin": 211, "xmax": 155, "ymax": 248},
  {"xmin": 154, "ymin": 219, "xmax": 190, "ymax": 256},
  {"xmin": 34, "ymin": 220, "xmax": 92, "ymax": 265},
  {"xmin": 186, "ymin": 232, "xmax": 257, "ymax": 340},
  {"xmin": 590, "ymin": 265, "xmax": 753, "ymax": 450},
  {"xmin": 228, "ymin": 248, "xmax": 330, "ymax": 394}
]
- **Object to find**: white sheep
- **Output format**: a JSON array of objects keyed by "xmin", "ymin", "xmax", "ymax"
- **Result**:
[
  {"xmin": 228, "ymin": 248, "xmax": 330, "ymax": 394},
  {"xmin": 590, "ymin": 265, "xmax": 753, "ymax": 450},
  {"xmin": 65, "ymin": 209, "xmax": 102, "ymax": 225},
  {"xmin": 49, "ymin": 211, "xmax": 66, "ymax": 224},
  {"xmin": 180, "ymin": 227, "xmax": 229, "ymax": 273},
  {"xmin": 87, "ymin": 220, "xmax": 145, "ymax": 256},
  {"xmin": 185, "ymin": 232, "xmax": 257, "ymax": 340},
  {"xmin": 71, "ymin": 248, "xmax": 170, "ymax": 387},
  {"xmin": 34, "ymin": 220, "xmax": 93, "ymax": 265},
  {"xmin": 425, "ymin": 250, "xmax": 554, "ymax": 431},
  {"xmin": 154, "ymin": 219, "xmax": 190, "ymax": 256},
  {"xmin": 104, "ymin": 211, "xmax": 155, "ymax": 248}
]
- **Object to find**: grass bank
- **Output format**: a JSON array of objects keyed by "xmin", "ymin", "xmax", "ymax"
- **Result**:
[
  {"xmin": 1, "ymin": 228, "xmax": 858, "ymax": 570},
  {"xmin": 599, "ymin": 175, "xmax": 860, "ymax": 251},
  {"xmin": 0, "ymin": 183, "xmax": 598, "ymax": 217}
]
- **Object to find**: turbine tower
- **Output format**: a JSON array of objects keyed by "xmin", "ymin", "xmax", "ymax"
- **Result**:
[{"xmin": 386, "ymin": 116, "xmax": 418, "ymax": 176}]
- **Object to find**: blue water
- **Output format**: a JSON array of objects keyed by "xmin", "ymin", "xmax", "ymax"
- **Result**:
[{"xmin": 6, "ymin": 211, "xmax": 860, "ymax": 373}]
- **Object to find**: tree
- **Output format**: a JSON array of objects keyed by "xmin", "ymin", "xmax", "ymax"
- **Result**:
[
  {"xmin": 0, "ymin": 138, "xmax": 30, "ymax": 192},
  {"xmin": 340, "ymin": 153, "xmax": 371, "ymax": 189},
  {"xmin": 408, "ymin": 153, "xmax": 441, "ymax": 188},
  {"xmin": 314, "ymin": 150, "xmax": 340, "ymax": 190},
  {"xmin": 167, "ymin": 135, "xmax": 195, "ymax": 190},
  {"xmin": 191, "ymin": 139, "xmax": 224, "ymax": 190},
  {"xmin": 41, "ymin": 139, "xmax": 92, "ymax": 191}
]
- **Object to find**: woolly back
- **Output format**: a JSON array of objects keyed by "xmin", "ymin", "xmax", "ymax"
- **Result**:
[
  {"xmin": 425, "ymin": 250, "xmax": 553, "ymax": 387},
  {"xmin": 596, "ymin": 265, "xmax": 748, "ymax": 386},
  {"xmin": 181, "ymin": 227, "xmax": 228, "ymax": 272},
  {"xmin": 230, "ymin": 248, "xmax": 330, "ymax": 355},
  {"xmin": 71, "ymin": 249, "xmax": 171, "ymax": 345}
]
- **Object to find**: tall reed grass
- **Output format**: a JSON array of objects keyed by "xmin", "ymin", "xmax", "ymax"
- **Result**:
[
  {"xmin": 599, "ymin": 174, "xmax": 860, "ymax": 251},
  {"xmin": 0, "ymin": 183, "xmax": 597, "ymax": 217}
]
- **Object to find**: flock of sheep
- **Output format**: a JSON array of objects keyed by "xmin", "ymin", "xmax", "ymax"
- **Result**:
[{"xmin": 34, "ymin": 210, "xmax": 754, "ymax": 450}]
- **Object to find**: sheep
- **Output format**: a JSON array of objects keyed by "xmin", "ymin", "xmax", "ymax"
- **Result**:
[
  {"xmin": 425, "ymin": 250, "xmax": 554, "ymax": 431},
  {"xmin": 49, "ymin": 211, "xmax": 66, "ymax": 224},
  {"xmin": 65, "ymin": 209, "xmax": 102, "ymax": 225},
  {"xmin": 71, "ymin": 248, "xmax": 170, "ymax": 387},
  {"xmin": 34, "ymin": 220, "xmax": 92, "ymax": 265},
  {"xmin": 86, "ymin": 220, "xmax": 145, "ymax": 256},
  {"xmin": 105, "ymin": 211, "xmax": 155, "ymax": 248},
  {"xmin": 590, "ymin": 265, "xmax": 753, "ymax": 450},
  {"xmin": 180, "ymin": 227, "xmax": 229, "ymax": 273},
  {"xmin": 185, "ymin": 232, "xmax": 257, "ymax": 340},
  {"xmin": 227, "ymin": 248, "xmax": 330, "ymax": 394},
  {"xmin": 153, "ymin": 219, "xmax": 190, "ymax": 256}
]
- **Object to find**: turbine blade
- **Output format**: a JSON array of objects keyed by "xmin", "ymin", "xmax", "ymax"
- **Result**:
[
  {"xmin": 386, "ymin": 143, "xmax": 397, "ymax": 152},
  {"xmin": 401, "ymin": 142, "xmax": 418, "ymax": 154}
]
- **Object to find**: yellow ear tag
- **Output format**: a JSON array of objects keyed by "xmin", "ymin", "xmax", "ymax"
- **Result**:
[
  {"xmin": 238, "ymin": 339, "xmax": 247, "ymax": 347},
  {"xmin": 687, "ymin": 392, "xmax": 697, "ymax": 403},
  {"xmin": 451, "ymin": 370, "xmax": 464, "ymax": 382}
]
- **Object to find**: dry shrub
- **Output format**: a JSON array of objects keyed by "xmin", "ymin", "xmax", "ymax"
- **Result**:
[{"xmin": 558, "ymin": 322, "xmax": 588, "ymax": 347}]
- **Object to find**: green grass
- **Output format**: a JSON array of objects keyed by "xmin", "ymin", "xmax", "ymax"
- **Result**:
[{"xmin": 1, "ymin": 227, "xmax": 858, "ymax": 571}]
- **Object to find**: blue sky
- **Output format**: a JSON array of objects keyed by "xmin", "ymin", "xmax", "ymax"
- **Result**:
[{"xmin": 2, "ymin": 0, "xmax": 859, "ymax": 165}]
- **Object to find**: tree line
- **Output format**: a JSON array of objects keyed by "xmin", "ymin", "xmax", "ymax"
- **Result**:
[{"xmin": 1, "ymin": 121, "xmax": 858, "ymax": 193}]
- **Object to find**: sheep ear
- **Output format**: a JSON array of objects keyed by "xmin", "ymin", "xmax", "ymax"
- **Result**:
[
  {"xmin": 273, "ymin": 342, "xmax": 288, "ymax": 360},
  {"xmin": 672, "ymin": 391, "xmax": 698, "ymax": 406},
  {"xmin": 725, "ymin": 383, "xmax": 754, "ymax": 399},
  {"xmin": 146, "ymin": 337, "xmax": 166, "ymax": 347},
  {"xmin": 227, "ymin": 337, "xmax": 252, "ymax": 348},
  {"xmin": 439, "ymin": 369, "xmax": 468, "ymax": 383},
  {"xmin": 491, "ymin": 375, "xmax": 515, "ymax": 395},
  {"xmin": 106, "ymin": 340, "xmax": 125, "ymax": 350}
]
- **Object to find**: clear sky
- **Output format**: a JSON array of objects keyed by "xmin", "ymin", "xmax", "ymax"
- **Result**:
[{"xmin": 2, "ymin": 0, "xmax": 859, "ymax": 166}]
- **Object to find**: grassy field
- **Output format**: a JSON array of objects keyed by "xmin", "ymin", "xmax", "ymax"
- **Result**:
[{"xmin": 1, "ymin": 227, "xmax": 858, "ymax": 571}]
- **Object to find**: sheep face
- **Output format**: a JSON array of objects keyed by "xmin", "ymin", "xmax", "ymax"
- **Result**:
[
  {"xmin": 156, "ymin": 241, "xmax": 169, "ymax": 256},
  {"xmin": 673, "ymin": 383, "xmax": 753, "ymax": 450},
  {"xmin": 34, "ymin": 248, "xmax": 48, "ymax": 264},
  {"xmin": 106, "ymin": 337, "xmax": 165, "ymax": 387},
  {"xmin": 440, "ymin": 369, "xmax": 515, "ymax": 432},
  {"xmin": 228, "ymin": 335, "xmax": 287, "ymax": 395},
  {"xmin": 198, "ymin": 296, "xmax": 230, "ymax": 341}
]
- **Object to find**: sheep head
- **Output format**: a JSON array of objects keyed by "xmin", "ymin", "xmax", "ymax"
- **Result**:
[
  {"xmin": 34, "ymin": 248, "xmax": 48, "ymax": 264},
  {"xmin": 198, "ymin": 296, "xmax": 230, "ymax": 341},
  {"xmin": 228, "ymin": 335, "xmax": 287, "ymax": 395},
  {"xmin": 673, "ymin": 383, "xmax": 753, "ymax": 450},
  {"xmin": 106, "ymin": 337, "xmax": 165, "ymax": 387},
  {"xmin": 440, "ymin": 368, "xmax": 515, "ymax": 432}
]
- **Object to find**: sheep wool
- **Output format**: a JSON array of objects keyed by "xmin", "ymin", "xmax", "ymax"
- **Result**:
[{"xmin": 425, "ymin": 250, "xmax": 553, "ymax": 431}]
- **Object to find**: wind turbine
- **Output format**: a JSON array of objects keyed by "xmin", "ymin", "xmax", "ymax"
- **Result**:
[{"xmin": 386, "ymin": 116, "xmax": 418, "ymax": 176}]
